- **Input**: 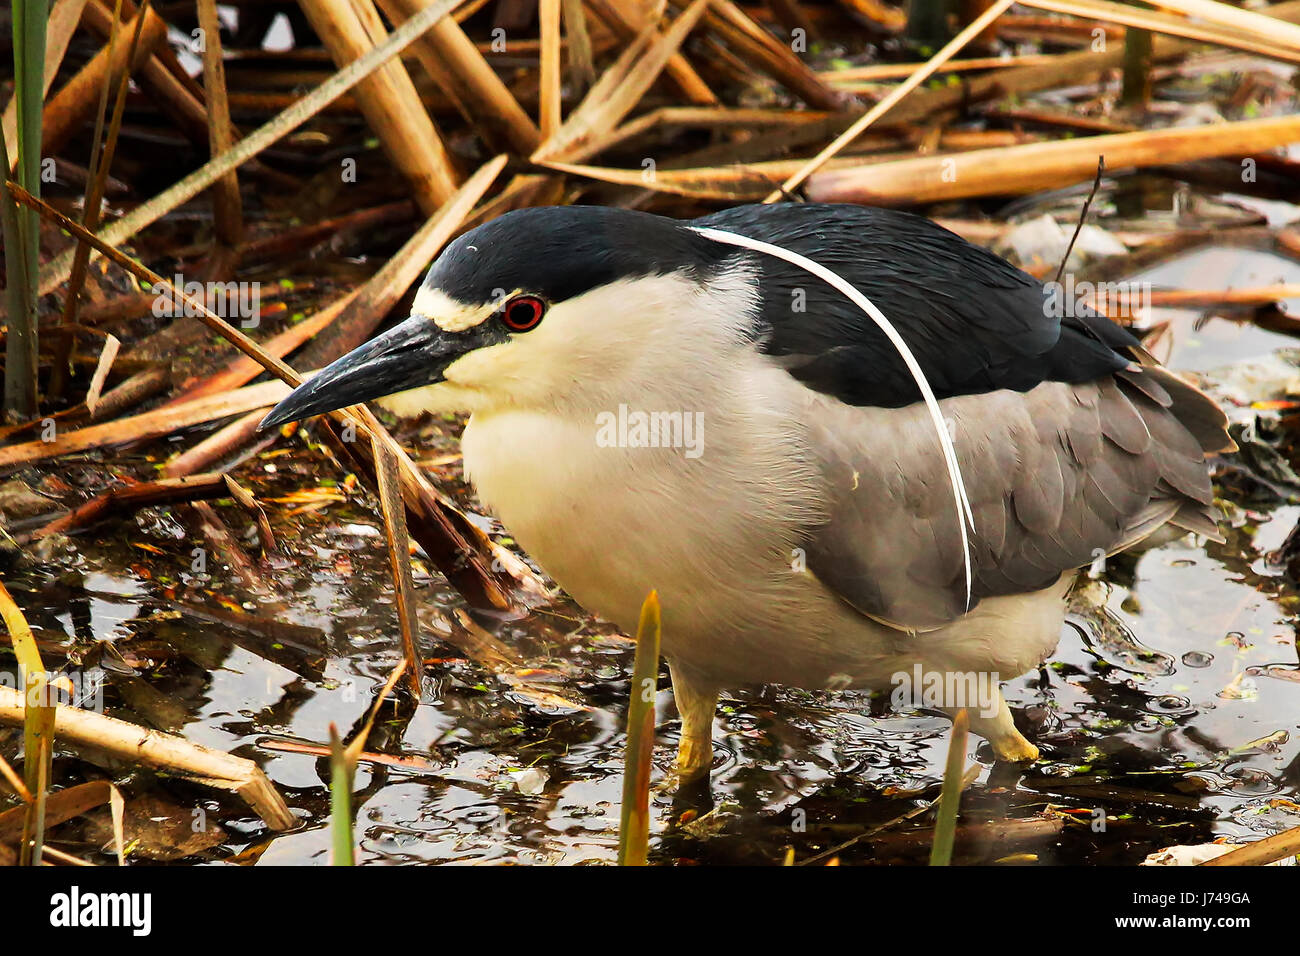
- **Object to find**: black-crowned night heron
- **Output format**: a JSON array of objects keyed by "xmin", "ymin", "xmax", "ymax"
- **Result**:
[{"xmin": 261, "ymin": 203, "xmax": 1233, "ymax": 779}]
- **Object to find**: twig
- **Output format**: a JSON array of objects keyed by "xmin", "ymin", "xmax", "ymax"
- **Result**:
[
  {"xmin": 798, "ymin": 763, "xmax": 981, "ymax": 865},
  {"xmin": 1055, "ymin": 156, "xmax": 1105, "ymax": 284},
  {"xmin": 31, "ymin": 473, "xmax": 228, "ymax": 538},
  {"xmin": 373, "ymin": 436, "xmax": 425, "ymax": 699}
]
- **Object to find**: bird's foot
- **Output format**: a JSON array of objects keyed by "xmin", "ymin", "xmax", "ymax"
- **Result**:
[
  {"xmin": 652, "ymin": 749, "xmax": 713, "ymax": 797},
  {"xmin": 671, "ymin": 737, "xmax": 715, "ymax": 784},
  {"xmin": 945, "ymin": 693, "xmax": 1041, "ymax": 764},
  {"xmin": 989, "ymin": 729, "xmax": 1039, "ymax": 764},
  {"xmin": 666, "ymin": 663, "xmax": 719, "ymax": 787}
]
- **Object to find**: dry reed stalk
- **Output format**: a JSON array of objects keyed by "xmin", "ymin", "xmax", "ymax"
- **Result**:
[
  {"xmin": 1023, "ymin": 0, "xmax": 1300, "ymax": 62},
  {"xmin": 378, "ymin": 0, "xmax": 540, "ymax": 153},
  {"xmin": 832, "ymin": 0, "xmax": 908, "ymax": 31},
  {"xmin": 1146, "ymin": 284, "xmax": 1300, "ymax": 307},
  {"xmin": 461, "ymin": 172, "xmax": 566, "ymax": 228},
  {"xmin": 767, "ymin": 0, "xmax": 1019, "ymax": 201},
  {"xmin": 52, "ymin": 1, "xmax": 148, "ymax": 402},
  {"xmin": 40, "ymin": 4, "xmax": 167, "ymax": 161},
  {"xmin": 532, "ymin": 0, "xmax": 712, "ymax": 163},
  {"xmin": 821, "ymin": 53, "xmax": 1069, "ymax": 82},
  {"xmin": 540, "ymin": 155, "xmax": 863, "ymax": 200},
  {"xmin": 0, "ymin": 378, "xmax": 292, "ymax": 469},
  {"xmin": 297, "ymin": 0, "xmax": 459, "ymax": 213},
  {"xmin": 114, "ymin": 0, "xmax": 207, "ymax": 101},
  {"xmin": 159, "ymin": 409, "xmax": 274, "ymax": 478},
  {"xmin": 162, "ymin": 290, "xmax": 363, "ymax": 408},
  {"xmin": 562, "ymin": 0, "xmax": 596, "ymax": 86},
  {"xmin": 197, "ymin": 0, "xmax": 244, "ymax": 246},
  {"xmin": 768, "ymin": 0, "xmax": 818, "ymax": 37},
  {"xmin": 373, "ymin": 436, "xmax": 426, "ymax": 698},
  {"xmin": 83, "ymin": 333, "xmax": 120, "ymax": 415},
  {"xmin": 806, "ymin": 114, "xmax": 1300, "ymax": 203},
  {"xmin": 577, "ymin": 104, "xmax": 840, "ymax": 158},
  {"xmin": 82, "ymin": 0, "xmax": 225, "ymax": 152},
  {"xmin": 1200, "ymin": 825, "xmax": 1300, "ymax": 866},
  {"xmin": 704, "ymin": 0, "xmax": 847, "ymax": 110},
  {"xmin": 1151, "ymin": 0, "xmax": 1300, "ymax": 52},
  {"xmin": 807, "ymin": 0, "xmax": 1300, "ymax": 142},
  {"xmin": 0, "ymin": 685, "xmax": 295, "ymax": 829},
  {"xmin": 223, "ymin": 475, "xmax": 278, "ymax": 556},
  {"xmin": 584, "ymin": 0, "xmax": 718, "ymax": 104},
  {"xmin": 539, "ymin": 0, "xmax": 563, "ymax": 138},
  {"xmin": 0, "ymin": 780, "xmax": 124, "ymax": 865}
]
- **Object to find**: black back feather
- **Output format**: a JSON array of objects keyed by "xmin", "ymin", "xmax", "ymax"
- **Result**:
[{"xmin": 694, "ymin": 203, "xmax": 1135, "ymax": 408}]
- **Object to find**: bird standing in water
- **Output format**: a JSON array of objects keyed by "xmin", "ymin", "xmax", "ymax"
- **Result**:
[{"xmin": 263, "ymin": 203, "xmax": 1232, "ymax": 779}]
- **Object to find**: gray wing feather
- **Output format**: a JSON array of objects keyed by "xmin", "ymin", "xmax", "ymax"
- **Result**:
[{"xmin": 800, "ymin": 369, "xmax": 1227, "ymax": 630}]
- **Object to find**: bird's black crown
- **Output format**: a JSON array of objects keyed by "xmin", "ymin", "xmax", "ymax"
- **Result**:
[{"xmin": 423, "ymin": 205, "xmax": 730, "ymax": 307}]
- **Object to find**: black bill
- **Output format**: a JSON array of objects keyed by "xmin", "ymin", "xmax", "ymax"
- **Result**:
[{"xmin": 259, "ymin": 314, "xmax": 490, "ymax": 431}]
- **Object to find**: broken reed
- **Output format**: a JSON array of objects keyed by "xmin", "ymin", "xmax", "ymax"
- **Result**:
[{"xmin": 326, "ymin": 662, "xmax": 408, "ymax": 865}]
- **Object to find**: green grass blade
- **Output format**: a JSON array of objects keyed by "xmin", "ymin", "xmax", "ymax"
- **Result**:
[
  {"xmin": 618, "ymin": 590, "xmax": 661, "ymax": 866},
  {"xmin": 929, "ymin": 708, "xmax": 969, "ymax": 866},
  {"xmin": 7, "ymin": 0, "xmax": 47, "ymax": 417},
  {"xmin": 328, "ymin": 723, "xmax": 355, "ymax": 866},
  {"xmin": 0, "ymin": 89, "xmax": 36, "ymax": 419},
  {"xmin": 0, "ymin": 581, "xmax": 54, "ymax": 864}
]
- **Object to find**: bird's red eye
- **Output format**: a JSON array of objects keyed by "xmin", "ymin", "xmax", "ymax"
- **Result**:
[{"xmin": 501, "ymin": 295, "xmax": 546, "ymax": 332}]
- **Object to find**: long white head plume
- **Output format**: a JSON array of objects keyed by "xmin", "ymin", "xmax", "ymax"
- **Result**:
[{"xmin": 691, "ymin": 224, "xmax": 978, "ymax": 607}]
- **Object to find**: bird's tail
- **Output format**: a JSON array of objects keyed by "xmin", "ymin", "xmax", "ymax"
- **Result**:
[
  {"xmin": 1111, "ymin": 357, "xmax": 1234, "ymax": 544},
  {"xmin": 1128, "ymin": 359, "xmax": 1237, "ymax": 456}
]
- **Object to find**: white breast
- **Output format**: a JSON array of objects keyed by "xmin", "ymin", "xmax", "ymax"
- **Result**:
[{"xmin": 461, "ymin": 367, "xmax": 818, "ymax": 639}]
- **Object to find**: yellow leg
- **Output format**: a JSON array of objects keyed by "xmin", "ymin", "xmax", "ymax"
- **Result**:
[
  {"xmin": 669, "ymin": 662, "xmax": 719, "ymax": 781},
  {"xmin": 946, "ymin": 690, "xmax": 1039, "ymax": 763}
]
